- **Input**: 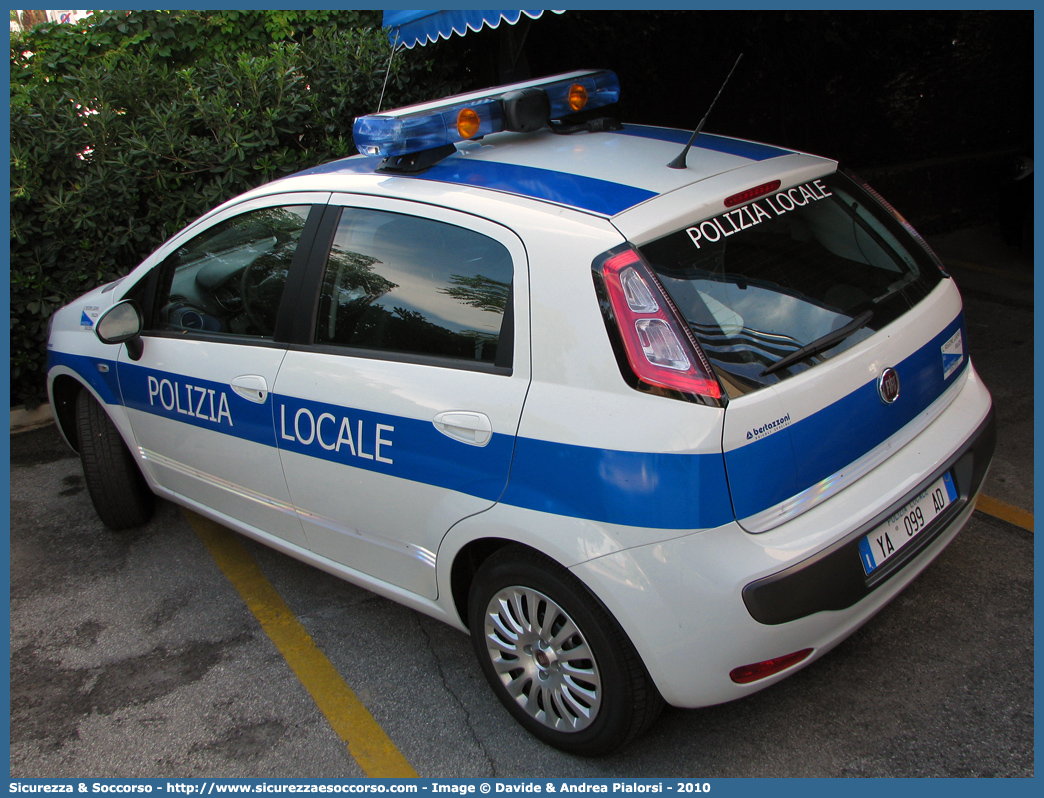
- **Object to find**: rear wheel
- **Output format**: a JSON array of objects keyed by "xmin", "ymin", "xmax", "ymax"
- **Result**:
[
  {"xmin": 75, "ymin": 389, "xmax": 155, "ymax": 530},
  {"xmin": 468, "ymin": 545, "xmax": 662, "ymax": 755}
]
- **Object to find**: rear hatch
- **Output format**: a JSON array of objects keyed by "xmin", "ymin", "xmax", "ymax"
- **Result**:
[{"xmin": 635, "ymin": 170, "xmax": 963, "ymax": 532}]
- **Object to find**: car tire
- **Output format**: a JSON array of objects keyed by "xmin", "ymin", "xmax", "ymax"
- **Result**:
[
  {"xmin": 468, "ymin": 545, "xmax": 663, "ymax": 755},
  {"xmin": 75, "ymin": 389, "xmax": 155, "ymax": 530}
]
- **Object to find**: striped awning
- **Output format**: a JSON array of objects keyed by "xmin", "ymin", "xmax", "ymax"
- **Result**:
[{"xmin": 382, "ymin": 10, "xmax": 562, "ymax": 49}]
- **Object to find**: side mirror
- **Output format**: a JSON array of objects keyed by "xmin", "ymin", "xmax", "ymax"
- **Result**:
[{"xmin": 95, "ymin": 300, "xmax": 144, "ymax": 360}]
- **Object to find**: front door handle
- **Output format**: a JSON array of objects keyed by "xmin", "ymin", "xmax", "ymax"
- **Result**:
[
  {"xmin": 231, "ymin": 375, "xmax": 269, "ymax": 404},
  {"xmin": 433, "ymin": 411, "xmax": 493, "ymax": 447}
]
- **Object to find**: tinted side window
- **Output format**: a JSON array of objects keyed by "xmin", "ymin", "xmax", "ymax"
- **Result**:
[
  {"xmin": 316, "ymin": 209, "xmax": 513, "ymax": 365},
  {"xmin": 151, "ymin": 205, "xmax": 310, "ymax": 338}
]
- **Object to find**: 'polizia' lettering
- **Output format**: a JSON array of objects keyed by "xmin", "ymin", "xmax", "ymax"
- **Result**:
[{"xmin": 147, "ymin": 376, "xmax": 233, "ymax": 427}]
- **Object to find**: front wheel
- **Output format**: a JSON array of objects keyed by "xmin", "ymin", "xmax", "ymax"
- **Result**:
[
  {"xmin": 75, "ymin": 389, "xmax": 155, "ymax": 530},
  {"xmin": 468, "ymin": 545, "xmax": 662, "ymax": 755}
]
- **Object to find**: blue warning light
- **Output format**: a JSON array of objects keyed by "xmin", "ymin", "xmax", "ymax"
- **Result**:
[{"xmin": 353, "ymin": 70, "xmax": 620, "ymax": 159}]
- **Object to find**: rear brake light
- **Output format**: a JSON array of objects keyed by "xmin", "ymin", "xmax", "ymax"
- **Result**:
[
  {"xmin": 730, "ymin": 649, "xmax": 813, "ymax": 684},
  {"xmin": 595, "ymin": 247, "xmax": 723, "ymax": 403},
  {"xmin": 724, "ymin": 180, "xmax": 781, "ymax": 207}
]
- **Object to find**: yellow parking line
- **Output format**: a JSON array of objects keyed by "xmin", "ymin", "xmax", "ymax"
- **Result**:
[
  {"xmin": 186, "ymin": 511, "xmax": 418, "ymax": 778},
  {"xmin": 975, "ymin": 494, "xmax": 1034, "ymax": 533}
]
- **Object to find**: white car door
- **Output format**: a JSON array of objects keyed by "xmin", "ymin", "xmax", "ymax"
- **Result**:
[
  {"xmin": 117, "ymin": 196, "xmax": 328, "ymax": 548},
  {"xmin": 272, "ymin": 196, "xmax": 531, "ymax": 599}
]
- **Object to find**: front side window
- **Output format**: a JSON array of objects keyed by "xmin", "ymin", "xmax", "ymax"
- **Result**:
[
  {"xmin": 315, "ymin": 209, "xmax": 513, "ymax": 368},
  {"xmin": 639, "ymin": 172, "xmax": 944, "ymax": 396},
  {"xmin": 150, "ymin": 205, "xmax": 310, "ymax": 338}
]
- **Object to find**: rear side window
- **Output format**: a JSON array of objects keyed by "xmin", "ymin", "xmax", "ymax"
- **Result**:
[
  {"xmin": 639, "ymin": 172, "xmax": 944, "ymax": 396},
  {"xmin": 315, "ymin": 209, "xmax": 513, "ymax": 368}
]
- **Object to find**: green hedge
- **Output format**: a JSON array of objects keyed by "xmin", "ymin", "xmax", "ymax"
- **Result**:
[{"xmin": 10, "ymin": 10, "xmax": 460, "ymax": 407}]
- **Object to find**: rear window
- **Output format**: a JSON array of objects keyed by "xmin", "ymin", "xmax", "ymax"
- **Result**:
[{"xmin": 638, "ymin": 171, "xmax": 944, "ymax": 397}]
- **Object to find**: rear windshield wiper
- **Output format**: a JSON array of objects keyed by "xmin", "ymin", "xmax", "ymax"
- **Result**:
[{"xmin": 760, "ymin": 309, "xmax": 874, "ymax": 377}]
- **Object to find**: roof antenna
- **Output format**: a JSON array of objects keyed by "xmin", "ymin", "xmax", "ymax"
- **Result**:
[
  {"xmin": 668, "ymin": 53, "xmax": 743, "ymax": 170},
  {"xmin": 377, "ymin": 29, "xmax": 400, "ymax": 113}
]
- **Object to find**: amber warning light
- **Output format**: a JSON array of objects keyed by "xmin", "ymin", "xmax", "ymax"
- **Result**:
[
  {"xmin": 568, "ymin": 83, "xmax": 589, "ymax": 112},
  {"xmin": 456, "ymin": 108, "xmax": 481, "ymax": 139}
]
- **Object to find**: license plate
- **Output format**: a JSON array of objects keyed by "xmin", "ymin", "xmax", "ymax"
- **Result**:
[{"xmin": 859, "ymin": 472, "xmax": 958, "ymax": 575}]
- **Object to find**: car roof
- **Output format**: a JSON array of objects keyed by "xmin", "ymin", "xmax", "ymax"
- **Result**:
[{"xmin": 253, "ymin": 124, "xmax": 838, "ymax": 242}]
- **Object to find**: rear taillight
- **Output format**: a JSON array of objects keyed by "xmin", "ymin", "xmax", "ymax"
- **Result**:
[
  {"xmin": 730, "ymin": 649, "xmax": 813, "ymax": 684},
  {"xmin": 594, "ymin": 246, "xmax": 723, "ymax": 404}
]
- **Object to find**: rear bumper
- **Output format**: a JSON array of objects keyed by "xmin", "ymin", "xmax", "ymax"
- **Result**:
[
  {"xmin": 742, "ymin": 407, "xmax": 996, "ymax": 625},
  {"xmin": 570, "ymin": 363, "xmax": 994, "ymax": 708}
]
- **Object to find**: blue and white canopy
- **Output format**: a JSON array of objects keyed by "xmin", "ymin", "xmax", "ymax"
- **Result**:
[{"xmin": 383, "ymin": 10, "xmax": 562, "ymax": 49}]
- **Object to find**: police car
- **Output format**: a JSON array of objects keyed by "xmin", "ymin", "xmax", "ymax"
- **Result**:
[{"xmin": 47, "ymin": 70, "xmax": 995, "ymax": 755}]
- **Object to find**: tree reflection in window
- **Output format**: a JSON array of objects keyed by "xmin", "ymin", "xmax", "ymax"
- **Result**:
[
  {"xmin": 316, "ymin": 210, "xmax": 513, "ymax": 365},
  {"xmin": 439, "ymin": 274, "xmax": 510, "ymax": 314},
  {"xmin": 317, "ymin": 248, "xmax": 399, "ymax": 343}
]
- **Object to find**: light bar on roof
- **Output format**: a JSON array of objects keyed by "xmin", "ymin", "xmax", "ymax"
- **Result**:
[{"xmin": 353, "ymin": 69, "xmax": 620, "ymax": 159}]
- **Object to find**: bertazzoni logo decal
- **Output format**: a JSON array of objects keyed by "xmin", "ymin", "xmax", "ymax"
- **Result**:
[{"xmin": 746, "ymin": 413, "xmax": 792, "ymax": 441}]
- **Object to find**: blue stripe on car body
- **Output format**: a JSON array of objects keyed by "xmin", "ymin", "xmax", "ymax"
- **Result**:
[
  {"xmin": 500, "ymin": 436, "xmax": 734, "ymax": 530},
  {"xmin": 49, "ymin": 351, "xmax": 733, "ymax": 529},
  {"xmin": 413, "ymin": 159, "xmax": 658, "ymax": 216},
  {"xmin": 286, "ymin": 151, "xmax": 656, "ymax": 215},
  {"xmin": 50, "ymin": 311, "xmax": 964, "ymax": 532},
  {"xmin": 271, "ymin": 393, "xmax": 515, "ymax": 503},
  {"xmin": 117, "ymin": 360, "xmax": 278, "ymax": 448},
  {"xmin": 725, "ymin": 312, "xmax": 969, "ymax": 520},
  {"xmin": 47, "ymin": 350, "xmax": 123, "ymax": 407},
  {"xmin": 616, "ymin": 126, "xmax": 794, "ymax": 161}
]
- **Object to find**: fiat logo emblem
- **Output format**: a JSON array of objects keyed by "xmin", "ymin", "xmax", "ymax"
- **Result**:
[{"xmin": 878, "ymin": 367, "xmax": 900, "ymax": 404}]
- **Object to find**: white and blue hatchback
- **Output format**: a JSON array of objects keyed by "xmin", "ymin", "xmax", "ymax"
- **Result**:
[{"xmin": 47, "ymin": 70, "xmax": 995, "ymax": 755}]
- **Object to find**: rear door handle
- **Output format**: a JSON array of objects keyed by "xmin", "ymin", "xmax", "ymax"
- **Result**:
[
  {"xmin": 231, "ymin": 375, "xmax": 269, "ymax": 404},
  {"xmin": 433, "ymin": 411, "xmax": 492, "ymax": 447}
]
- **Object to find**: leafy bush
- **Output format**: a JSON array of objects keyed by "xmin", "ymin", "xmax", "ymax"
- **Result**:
[{"xmin": 10, "ymin": 10, "xmax": 459, "ymax": 407}]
